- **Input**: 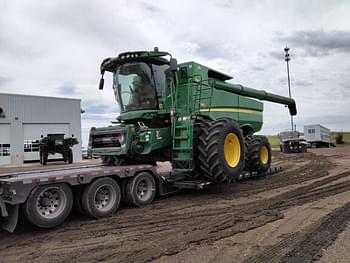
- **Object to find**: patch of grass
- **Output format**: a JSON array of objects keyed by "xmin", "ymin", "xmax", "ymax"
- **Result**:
[
  {"xmin": 331, "ymin": 132, "xmax": 350, "ymax": 144},
  {"xmin": 266, "ymin": 135, "xmax": 280, "ymax": 149}
]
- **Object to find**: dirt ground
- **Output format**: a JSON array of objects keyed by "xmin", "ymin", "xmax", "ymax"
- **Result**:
[{"xmin": 1, "ymin": 146, "xmax": 350, "ymax": 263}]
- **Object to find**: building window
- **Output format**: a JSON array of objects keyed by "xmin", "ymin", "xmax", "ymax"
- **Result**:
[
  {"xmin": 308, "ymin": 129, "xmax": 315, "ymax": 134},
  {"xmin": 24, "ymin": 140, "xmax": 40, "ymax": 152},
  {"xmin": 0, "ymin": 144, "xmax": 11, "ymax": 156}
]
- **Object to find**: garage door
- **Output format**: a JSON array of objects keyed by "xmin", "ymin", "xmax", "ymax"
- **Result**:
[
  {"xmin": 0, "ymin": 124, "xmax": 11, "ymax": 165},
  {"xmin": 23, "ymin": 123, "xmax": 70, "ymax": 161}
]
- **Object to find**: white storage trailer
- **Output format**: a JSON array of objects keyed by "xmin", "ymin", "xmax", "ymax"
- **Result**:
[{"xmin": 304, "ymin": 124, "xmax": 331, "ymax": 147}]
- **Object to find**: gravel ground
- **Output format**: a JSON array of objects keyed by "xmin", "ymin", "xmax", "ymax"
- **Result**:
[{"xmin": 0, "ymin": 147, "xmax": 350, "ymax": 263}]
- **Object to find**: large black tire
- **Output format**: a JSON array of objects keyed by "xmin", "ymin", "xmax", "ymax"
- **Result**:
[
  {"xmin": 301, "ymin": 144, "xmax": 308, "ymax": 153},
  {"xmin": 68, "ymin": 149, "xmax": 73, "ymax": 164},
  {"xmin": 82, "ymin": 177, "xmax": 121, "ymax": 218},
  {"xmin": 245, "ymin": 135, "xmax": 272, "ymax": 173},
  {"xmin": 23, "ymin": 183, "xmax": 73, "ymax": 228},
  {"xmin": 125, "ymin": 172, "xmax": 156, "ymax": 207},
  {"xmin": 283, "ymin": 144, "xmax": 290, "ymax": 153},
  {"xmin": 191, "ymin": 121, "xmax": 210, "ymax": 179},
  {"xmin": 198, "ymin": 118, "xmax": 245, "ymax": 183},
  {"xmin": 73, "ymin": 186, "xmax": 87, "ymax": 216},
  {"xmin": 41, "ymin": 151, "xmax": 48, "ymax": 165}
]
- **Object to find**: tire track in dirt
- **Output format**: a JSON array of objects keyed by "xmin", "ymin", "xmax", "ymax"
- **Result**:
[
  {"xmin": 0, "ymin": 152, "xmax": 349, "ymax": 263},
  {"xmin": 244, "ymin": 201, "xmax": 350, "ymax": 263},
  {"xmin": 91, "ymin": 170, "xmax": 350, "ymax": 263}
]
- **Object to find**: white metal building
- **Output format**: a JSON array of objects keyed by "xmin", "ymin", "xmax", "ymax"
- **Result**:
[{"xmin": 0, "ymin": 93, "xmax": 82, "ymax": 166}]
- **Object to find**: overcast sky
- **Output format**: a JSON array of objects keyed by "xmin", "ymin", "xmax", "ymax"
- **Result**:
[{"xmin": 1, "ymin": 0, "xmax": 350, "ymax": 146}]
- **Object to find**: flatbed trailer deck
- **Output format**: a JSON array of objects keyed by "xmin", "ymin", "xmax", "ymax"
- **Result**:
[{"xmin": 0, "ymin": 164, "xmax": 282, "ymax": 233}]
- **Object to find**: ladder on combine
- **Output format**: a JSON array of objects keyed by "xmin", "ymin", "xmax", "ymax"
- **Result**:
[{"xmin": 171, "ymin": 76, "xmax": 214, "ymax": 172}]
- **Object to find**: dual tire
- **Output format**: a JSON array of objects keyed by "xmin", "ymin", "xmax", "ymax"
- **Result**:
[
  {"xmin": 197, "ymin": 119, "xmax": 272, "ymax": 182},
  {"xmin": 24, "ymin": 183, "xmax": 73, "ymax": 228},
  {"xmin": 198, "ymin": 118, "xmax": 245, "ymax": 183},
  {"xmin": 123, "ymin": 172, "xmax": 156, "ymax": 207},
  {"xmin": 245, "ymin": 135, "xmax": 272, "ymax": 173},
  {"xmin": 24, "ymin": 172, "xmax": 156, "ymax": 229}
]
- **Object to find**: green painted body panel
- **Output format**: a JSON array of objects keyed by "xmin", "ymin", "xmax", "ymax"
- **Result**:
[{"xmin": 91, "ymin": 50, "xmax": 297, "ymax": 169}]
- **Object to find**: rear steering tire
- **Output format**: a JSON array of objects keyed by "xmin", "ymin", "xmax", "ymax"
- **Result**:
[
  {"xmin": 40, "ymin": 151, "xmax": 48, "ymax": 165},
  {"xmin": 245, "ymin": 135, "xmax": 272, "ymax": 173},
  {"xmin": 68, "ymin": 149, "xmax": 73, "ymax": 164},
  {"xmin": 24, "ymin": 183, "xmax": 73, "ymax": 228},
  {"xmin": 82, "ymin": 177, "xmax": 121, "ymax": 218},
  {"xmin": 198, "ymin": 118, "xmax": 245, "ymax": 183}
]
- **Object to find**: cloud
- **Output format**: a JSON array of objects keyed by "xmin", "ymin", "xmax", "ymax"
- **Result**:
[
  {"xmin": 280, "ymin": 30, "xmax": 350, "ymax": 57},
  {"xmin": 139, "ymin": 2, "xmax": 160, "ymax": 14},
  {"xmin": 0, "ymin": 76, "xmax": 9, "ymax": 87},
  {"xmin": 84, "ymin": 103, "xmax": 119, "ymax": 115},
  {"xmin": 293, "ymin": 80, "xmax": 313, "ymax": 87},
  {"xmin": 1, "ymin": 0, "xmax": 350, "ymax": 146},
  {"xmin": 56, "ymin": 82, "xmax": 79, "ymax": 96}
]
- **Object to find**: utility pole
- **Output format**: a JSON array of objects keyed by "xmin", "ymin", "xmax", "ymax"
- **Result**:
[{"xmin": 284, "ymin": 46, "xmax": 294, "ymax": 131}]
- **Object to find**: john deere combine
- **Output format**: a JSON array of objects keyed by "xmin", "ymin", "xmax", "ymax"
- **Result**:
[{"xmin": 90, "ymin": 48, "xmax": 296, "ymax": 183}]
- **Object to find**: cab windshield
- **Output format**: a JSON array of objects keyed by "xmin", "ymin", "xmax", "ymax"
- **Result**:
[{"xmin": 113, "ymin": 62, "xmax": 169, "ymax": 112}]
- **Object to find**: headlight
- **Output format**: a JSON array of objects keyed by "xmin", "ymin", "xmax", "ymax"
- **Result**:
[{"xmin": 117, "ymin": 133, "xmax": 126, "ymax": 145}]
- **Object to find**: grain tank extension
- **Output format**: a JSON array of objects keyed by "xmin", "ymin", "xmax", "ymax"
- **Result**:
[{"xmin": 90, "ymin": 49, "xmax": 297, "ymax": 183}]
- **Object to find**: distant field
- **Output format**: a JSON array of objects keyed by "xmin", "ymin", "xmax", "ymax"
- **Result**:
[
  {"xmin": 266, "ymin": 135, "xmax": 280, "ymax": 149},
  {"xmin": 266, "ymin": 132, "xmax": 350, "ymax": 149}
]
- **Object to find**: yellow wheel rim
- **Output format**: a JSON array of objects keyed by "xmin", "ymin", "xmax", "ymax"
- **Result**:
[
  {"xmin": 224, "ymin": 133, "xmax": 241, "ymax": 168},
  {"xmin": 260, "ymin": 145, "xmax": 269, "ymax": 164}
]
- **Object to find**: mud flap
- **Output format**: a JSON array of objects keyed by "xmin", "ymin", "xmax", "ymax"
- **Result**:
[{"xmin": 0, "ymin": 203, "xmax": 19, "ymax": 233}]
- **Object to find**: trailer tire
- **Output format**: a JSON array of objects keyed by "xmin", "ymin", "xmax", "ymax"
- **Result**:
[
  {"xmin": 82, "ymin": 177, "xmax": 121, "ymax": 218},
  {"xmin": 245, "ymin": 135, "xmax": 272, "ymax": 173},
  {"xmin": 198, "ymin": 118, "xmax": 245, "ymax": 183},
  {"xmin": 73, "ymin": 186, "xmax": 87, "ymax": 215},
  {"xmin": 125, "ymin": 172, "xmax": 156, "ymax": 207},
  {"xmin": 24, "ymin": 183, "xmax": 73, "ymax": 228}
]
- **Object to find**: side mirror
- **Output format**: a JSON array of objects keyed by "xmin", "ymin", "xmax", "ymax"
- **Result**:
[
  {"xmin": 169, "ymin": 58, "xmax": 178, "ymax": 72},
  {"xmin": 99, "ymin": 77, "xmax": 104, "ymax": 90}
]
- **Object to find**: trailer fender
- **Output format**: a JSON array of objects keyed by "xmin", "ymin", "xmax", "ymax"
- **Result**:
[{"xmin": 0, "ymin": 203, "xmax": 19, "ymax": 233}]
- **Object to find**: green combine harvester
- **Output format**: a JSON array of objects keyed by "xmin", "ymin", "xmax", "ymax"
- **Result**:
[
  {"xmin": 90, "ymin": 48, "xmax": 296, "ymax": 183},
  {"xmin": 0, "ymin": 48, "xmax": 297, "ymax": 233}
]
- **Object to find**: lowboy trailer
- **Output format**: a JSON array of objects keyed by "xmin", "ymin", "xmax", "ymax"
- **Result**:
[{"xmin": 0, "ymin": 164, "xmax": 281, "ymax": 233}]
